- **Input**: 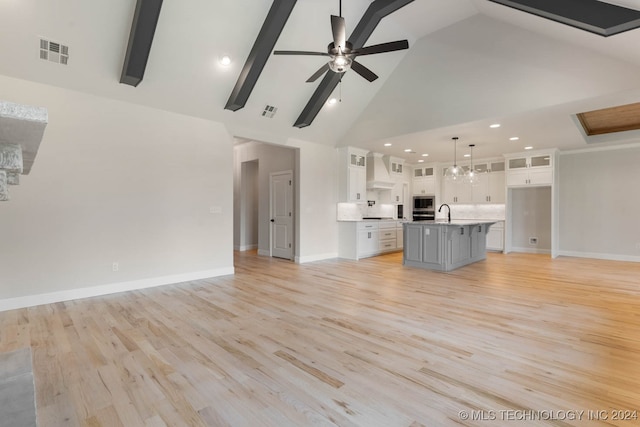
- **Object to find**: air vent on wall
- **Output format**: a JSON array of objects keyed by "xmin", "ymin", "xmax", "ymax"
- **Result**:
[
  {"xmin": 261, "ymin": 105, "xmax": 278, "ymax": 118},
  {"xmin": 39, "ymin": 38, "xmax": 69, "ymax": 65}
]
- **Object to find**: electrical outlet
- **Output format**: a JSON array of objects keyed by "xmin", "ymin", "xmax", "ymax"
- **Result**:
[
  {"xmin": 529, "ymin": 237, "xmax": 538, "ymax": 245},
  {"xmin": 112, "ymin": 262, "xmax": 119, "ymax": 272}
]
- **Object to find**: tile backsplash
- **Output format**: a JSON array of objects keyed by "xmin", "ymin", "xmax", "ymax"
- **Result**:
[
  {"xmin": 337, "ymin": 203, "xmax": 396, "ymax": 221},
  {"xmin": 435, "ymin": 204, "xmax": 505, "ymax": 221}
]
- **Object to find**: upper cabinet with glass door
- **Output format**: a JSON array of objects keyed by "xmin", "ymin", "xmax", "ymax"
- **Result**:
[
  {"xmin": 413, "ymin": 166, "xmax": 436, "ymax": 195},
  {"xmin": 383, "ymin": 155, "xmax": 405, "ymax": 177},
  {"xmin": 505, "ymin": 150, "xmax": 556, "ymax": 187}
]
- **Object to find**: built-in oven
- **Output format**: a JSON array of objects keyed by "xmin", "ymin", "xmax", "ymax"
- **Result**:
[{"xmin": 413, "ymin": 195, "xmax": 435, "ymax": 221}]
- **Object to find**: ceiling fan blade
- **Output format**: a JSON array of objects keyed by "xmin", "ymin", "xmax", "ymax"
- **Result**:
[
  {"xmin": 351, "ymin": 40, "xmax": 409, "ymax": 56},
  {"xmin": 331, "ymin": 15, "xmax": 346, "ymax": 50},
  {"xmin": 273, "ymin": 50, "xmax": 330, "ymax": 56},
  {"xmin": 306, "ymin": 63, "xmax": 330, "ymax": 82},
  {"xmin": 351, "ymin": 61, "xmax": 378, "ymax": 82}
]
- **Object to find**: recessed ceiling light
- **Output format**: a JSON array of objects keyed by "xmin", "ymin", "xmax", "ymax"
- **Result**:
[
  {"xmin": 404, "ymin": 149, "xmax": 412, "ymax": 152},
  {"xmin": 509, "ymin": 137, "xmax": 519, "ymax": 141},
  {"xmin": 418, "ymin": 159, "xmax": 424, "ymax": 163},
  {"xmin": 490, "ymin": 124, "xmax": 501, "ymax": 128},
  {"xmin": 328, "ymin": 98, "xmax": 337, "ymax": 105},
  {"xmin": 524, "ymin": 146, "xmax": 533, "ymax": 150},
  {"xmin": 421, "ymin": 153, "xmax": 429, "ymax": 157},
  {"xmin": 464, "ymin": 154, "xmax": 471, "ymax": 158},
  {"xmin": 219, "ymin": 55, "xmax": 232, "ymax": 66},
  {"xmin": 384, "ymin": 143, "xmax": 392, "ymax": 147}
]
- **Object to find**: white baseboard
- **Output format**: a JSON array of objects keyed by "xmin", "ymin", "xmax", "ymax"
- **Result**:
[
  {"xmin": 236, "ymin": 244, "xmax": 258, "ymax": 252},
  {"xmin": 257, "ymin": 249, "xmax": 270, "ymax": 257},
  {"xmin": 0, "ymin": 266, "xmax": 235, "ymax": 313},
  {"xmin": 557, "ymin": 250, "xmax": 640, "ymax": 263},
  {"xmin": 511, "ymin": 247, "xmax": 551, "ymax": 255},
  {"xmin": 295, "ymin": 252, "xmax": 338, "ymax": 264}
]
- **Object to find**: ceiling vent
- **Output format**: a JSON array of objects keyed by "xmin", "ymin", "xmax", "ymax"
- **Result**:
[
  {"xmin": 39, "ymin": 38, "xmax": 69, "ymax": 65},
  {"xmin": 261, "ymin": 105, "xmax": 278, "ymax": 118}
]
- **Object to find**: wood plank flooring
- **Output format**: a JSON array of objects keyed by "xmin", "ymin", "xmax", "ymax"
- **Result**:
[{"xmin": 1, "ymin": 251, "xmax": 640, "ymax": 426}]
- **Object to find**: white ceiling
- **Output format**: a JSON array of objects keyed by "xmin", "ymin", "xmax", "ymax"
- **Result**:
[{"xmin": 1, "ymin": 0, "xmax": 640, "ymax": 164}]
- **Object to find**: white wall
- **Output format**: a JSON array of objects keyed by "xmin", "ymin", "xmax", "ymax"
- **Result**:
[
  {"xmin": 242, "ymin": 161, "xmax": 259, "ymax": 250},
  {"xmin": 0, "ymin": 75, "xmax": 234, "ymax": 309},
  {"xmin": 559, "ymin": 145, "xmax": 640, "ymax": 261},
  {"xmin": 290, "ymin": 138, "xmax": 339, "ymax": 263},
  {"xmin": 510, "ymin": 187, "xmax": 552, "ymax": 253}
]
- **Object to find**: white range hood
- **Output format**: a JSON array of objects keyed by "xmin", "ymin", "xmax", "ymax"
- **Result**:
[{"xmin": 366, "ymin": 152, "xmax": 395, "ymax": 190}]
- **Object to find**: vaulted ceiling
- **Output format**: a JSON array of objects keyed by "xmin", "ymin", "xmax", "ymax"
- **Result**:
[{"xmin": 1, "ymin": 0, "xmax": 640, "ymax": 164}]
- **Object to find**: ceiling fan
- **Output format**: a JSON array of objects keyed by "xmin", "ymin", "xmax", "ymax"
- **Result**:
[{"xmin": 273, "ymin": 1, "xmax": 409, "ymax": 83}]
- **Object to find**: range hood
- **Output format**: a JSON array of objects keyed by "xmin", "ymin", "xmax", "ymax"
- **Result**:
[{"xmin": 366, "ymin": 152, "xmax": 395, "ymax": 190}]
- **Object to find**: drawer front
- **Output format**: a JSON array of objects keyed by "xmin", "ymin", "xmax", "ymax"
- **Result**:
[
  {"xmin": 379, "ymin": 239, "xmax": 397, "ymax": 251},
  {"xmin": 378, "ymin": 221, "xmax": 396, "ymax": 229},
  {"xmin": 380, "ymin": 230, "xmax": 396, "ymax": 239},
  {"xmin": 358, "ymin": 222, "xmax": 379, "ymax": 230}
]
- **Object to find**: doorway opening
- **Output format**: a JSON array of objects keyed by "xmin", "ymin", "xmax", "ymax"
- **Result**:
[{"xmin": 233, "ymin": 139, "xmax": 297, "ymax": 262}]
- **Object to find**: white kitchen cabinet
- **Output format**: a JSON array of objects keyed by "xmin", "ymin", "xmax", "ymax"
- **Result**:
[
  {"xmin": 396, "ymin": 221, "xmax": 404, "ymax": 249},
  {"xmin": 338, "ymin": 221, "xmax": 401, "ymax": 260},
  {"xmin": 391, "ymin": 181, "xmax": 404, "ymax": 204},
  {"xmin": 486, "ymin": 221, "xmax": 504, "ymax": 251},
  {"xmin": 413, "ymin": 166, "xmax": 435, "ymax": 195},
  {"xmin": 378, "ymin": 221, "xmax": 397, "ymax": 251},
  {"xmin": 348, "ymin": 167, "xmax": 366, "ymax": 202},
  {"xmin": 358, "ymin": 228, "xmax": 379, "ymax": 255},
  {"xmin": 384, "ymin": 156, "xmax": 404, "ymax": 176},
  {"xmin": 442, "ymin": 176, "xmax": 471, "ymax": 204},
  {"xmin": 338, "ymin": 147, "xmax": 368, "ymax": 202},
  {"xmin": 472, "ymin": 170, "xmax": 505, "ymax": 204},
  {"xmin": 505, "ymin": 151, "xmax": 555, "ymax": 187}
]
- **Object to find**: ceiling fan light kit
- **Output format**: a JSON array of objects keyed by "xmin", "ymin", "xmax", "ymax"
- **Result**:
[{"xmin": 273, "ymin": 0, "xmax": 409, "ymax": 83}]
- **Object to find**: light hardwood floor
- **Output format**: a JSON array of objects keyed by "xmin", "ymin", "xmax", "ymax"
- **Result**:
[{"xmin": 1, "ymin": 251, "xmax": 639, "ymax": 426}]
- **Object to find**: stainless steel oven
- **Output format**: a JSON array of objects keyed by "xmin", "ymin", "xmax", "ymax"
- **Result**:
[{"xmin": 413, "ymin": 195, "xmax": 435, "ymax": 221}]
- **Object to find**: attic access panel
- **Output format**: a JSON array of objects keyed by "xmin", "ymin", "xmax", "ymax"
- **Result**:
[
  {"xmin": 488, "ymin": 0, "xmax": 640, "ymax": 36},
  {"xmin": 576, "ymin": 102, "xmax": 640, "ymax": 136}
]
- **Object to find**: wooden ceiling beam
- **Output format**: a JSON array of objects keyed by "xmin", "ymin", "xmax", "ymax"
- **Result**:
[
  {"xmin": 293, "ymin": 0, "xmax": 414, "ymax": 129},
  {"xmin": 225, "ymin": 0, "xmax": 298, "ymax": 112},
  {"xmin": 120, "ymin": 0, "xmax": 164, "ymax": 87}
]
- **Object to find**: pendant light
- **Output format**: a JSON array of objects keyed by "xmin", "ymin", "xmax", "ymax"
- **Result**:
[
  {"xmin": 464, "ymin": 144, "xmax": 479, "ymax": 185},
  {"xmin": 444, "ymin": 137, "xmax": 463, "ymax": 181}
]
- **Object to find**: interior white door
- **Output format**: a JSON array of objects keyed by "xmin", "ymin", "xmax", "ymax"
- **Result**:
[{"xmin": 270, "ymin": 171, "xmax": 293, "ymax": 260}]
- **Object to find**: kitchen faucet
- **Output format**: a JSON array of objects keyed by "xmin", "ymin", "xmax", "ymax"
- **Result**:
[{"xmin": 438, "ymin": 204, "xmax": 451, "ymax": 223}]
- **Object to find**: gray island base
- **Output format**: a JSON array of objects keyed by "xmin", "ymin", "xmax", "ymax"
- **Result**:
[{"xmin": 403, "ymin": 221, "xmax": 496, "ymax": 272}]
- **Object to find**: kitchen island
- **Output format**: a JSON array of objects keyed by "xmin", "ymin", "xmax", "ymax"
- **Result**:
[{"xmin": 403, "ymin": 220, "xmax": 496, "ymax": 271}]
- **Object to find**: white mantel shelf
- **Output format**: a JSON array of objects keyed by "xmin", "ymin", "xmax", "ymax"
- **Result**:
[{"xmin": 0, "ymin": 100, "xmax": 48, "ymax": 175}]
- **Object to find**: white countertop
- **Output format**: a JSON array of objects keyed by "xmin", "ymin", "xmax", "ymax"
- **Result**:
[{"xmin": 409, "ymin": 219, "xmax": 498, "ymax": 226}]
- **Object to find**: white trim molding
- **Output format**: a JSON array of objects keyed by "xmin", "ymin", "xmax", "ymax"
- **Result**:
[
  {"xmin": 511, "ymin": 247, "xmax": 551, "ymax": 255},
  {"xmin": 557, "ymin": 250, "xmax": 640, "ymax": 263},
  {"xmin": 235, "ymin": 244, "xmax": 258, "ymax": 251},
  {"xmin": 295, "ymin": 252, "xmax": 338, "ymax": 264},
  {"xmin": 0, "ymin": 267, "xmax": 234, "ymax": 312}
]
